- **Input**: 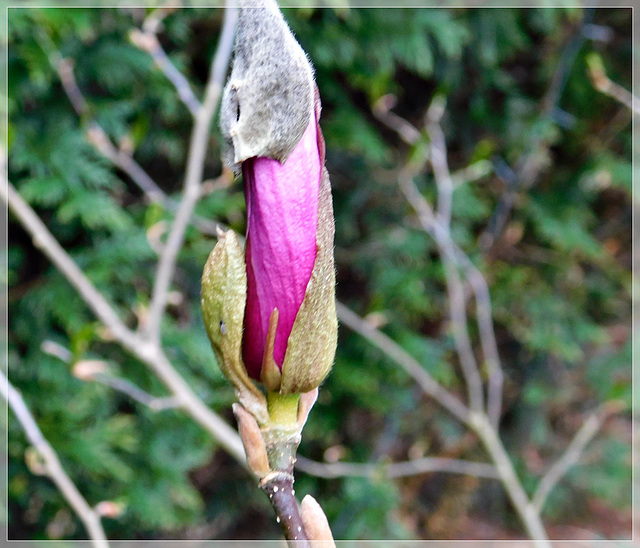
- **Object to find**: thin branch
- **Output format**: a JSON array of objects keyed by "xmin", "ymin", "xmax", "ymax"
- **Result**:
[
  {"xmin": 144, "ymin": 1, "xmax": 238, "ymax": 342},
  {"xmin": 130, "ymin": 27, "xmax": 201, "ymax": 117},
  {"xmin": 400, "ymin": 171, "xmax": 504, "ymax": 426},
  {"xmin": 0, "ymin": 370, "xmax": 109, "ymax": 548},
  {"xmin": 1, "ymin": 179, "xmax": 245, "ymax": 464},
  {"xmin": 47, "ymin": 32, "xmax": 227, "ymax": 236},
  {"xmin": 425, "ymin": 96, "xmax": 453, "ymax": 228},
  {"xmin": 372, "ymin": 94, "xmax": 504, "ymax": 425},
  {"xmin": 43, "ymin": 341, "xmax": 181, "ymax": 412},
  {"xmin": 398, "ymin": 171, "xmax": 485, "ymax": 416},
  {"xmin": 132, "ymin": 2, "xmax": 202, "ymax": 117},
  {"xmin": 532, "ymin": 401, "xmax": 625, "ymax": 513},
  {"xmin": 85, "ymin": 123, "xmax": 169, "ymax": 206},
  {"xmin": 370, "ymin": 98, "xmax": 548, "ymax": 543},
  {"xmin": 45, "ymin": 40, "xmax": 167, "ymax": 206},
  {"xmin": 587, "ymin": 54, "xmax": 640, "ymax": 116},
  {"xmin": 372, "ymin": 94, "xmax": 422, "ymax": 145},
  {"xmin": 422, "ymin": 96, "xmax": 503, "ymax": 427},
  {"xmin": 41, "ymin": 340, "xmax": 73, "ymax": 363},
  {"xmin": 296, "ymin": 454, "xmax": 499, "ymax": 480},
  {"xmin": 261, "ymin": 473, "xmax": 310, "ymax": 546},
  {"xmin": 470, "ymin": 412, "xmax": 551, "ymax": 546},
  {"xmin": 93, "ymin": 374, "xmax": 181, "ymax": 411},
  {"xmin": 479, "ymin": 10, "xmax": 593, "ymax": 252},
  {"xmin": 2, "ymin": 182, "xmax": 137, "ymax": 348},
  {"xmin": 335, "ymin": 301, "xmax": 470, "ymax": 424}
]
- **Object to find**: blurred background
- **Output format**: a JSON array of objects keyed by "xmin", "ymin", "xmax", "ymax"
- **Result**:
[{"xmin": 6, "ymin": 4, "xmax": 633, "ymax": 542}]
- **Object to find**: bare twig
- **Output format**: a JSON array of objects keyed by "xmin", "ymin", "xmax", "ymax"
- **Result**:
[
  {"xmin": 372, "ymin": 94, "xmax": 422, "ymax": 145},
  {"xmin": 0, "ymin": 370, "xmax": 109, "ymax": 548},
  {"xmin": 587, "ymin": 54, "xmax": 640, "ymax": 116},
  {"xmin": 336, "ymin": 301, "xmax": 471, "ymax": 425},
  {"xmin": 399, "ymin": 173, "xmax": 504, "ymax": 426},
  {"xmin": 532, "ymin": 401, "xmax": 625, "ymax": 512},
  {"xmin": 423, "ymin": 102, "xmax": 471, "ymax": 403},
  {"xmin": 339, "ymin": 280, "xmax": 551, "ymax": 545},
  {"xmin": 296, "ymin": 454, "xmax": 499, "ymax": 480},
  {"xmin": 93, "ymin": 374, "xmax": 181, "ymax": 411},
  {"xmin": 3, "ymin": 182, "xmax": 136, "ymax": 348},
  {"xmin": 43, "ymin": 341, "xmax": 181, "ymax": 412},
  {"xmin": 398, "ymin": 171, "xmax": 485, "ymax": 416},
  {"xmin": 261, "ymin": 473, "xmax": 310, "ymax": 546},
  {"xmin": 43, "ymin": 36, "xmax": 167, "ymax": 206},
  {"xmin": 41, "ymin": 340, "xmax": 73, "ymax": 363},
  {"xmin": 479, "ymin": 10, "xmax": 594, "ymax": 251},
  {"xmin": 85, "ymin": 123, "xmax": 169, "ymax": 206},
  {"xmin": 470, "ymin": 412, "xmax": 551, "ymax": 545},
  {"xmin": 130, "ymin": 27, "xmax": 201, "ymax": 117},
  {"xmin": 425, "ymin": 96, "xmax": 453, "ymax": 227},
  {"xmin": 373, "ymin": 94, "xmax": 504, "ymax": 426},
  {"xmin": 400, "ymin": 150, "xmax": 549, "ymax": 547},
  {"xmin": 370, "ymin": 96, "xmax": 549, "ymax": 544},
  {"xmin": 144, "ymin": 1, "xmax": 238, "ymax": 342},
  {"xmin": 1, "ymin": 180, "xmax": 245, "ymax": 464},
  {"xmin": 422, "ymin": 97, "xmax": 504, "ymax": 427},
  {"xmin": 45, "ymin": 29, "xmax": 226, "ymax": 236},
  {"xmin": 130, "ymin": 3, "xmax": 201, "ymax": 116}
]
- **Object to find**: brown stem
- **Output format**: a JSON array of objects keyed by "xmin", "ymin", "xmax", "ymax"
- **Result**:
[{"xmin": 261, "ymin": 471, "xmax": 309, "ymax": 546}]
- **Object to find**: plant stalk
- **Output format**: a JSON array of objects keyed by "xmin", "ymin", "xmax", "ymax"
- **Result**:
[{"xmin": 261, "ymin": 391, "xmax": 310, "ymax": 546}]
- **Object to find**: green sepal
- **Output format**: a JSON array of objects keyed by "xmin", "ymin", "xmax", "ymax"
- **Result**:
[{"xmin": 201, "ymin": 229, "xmax": 268, "ymax": 424}]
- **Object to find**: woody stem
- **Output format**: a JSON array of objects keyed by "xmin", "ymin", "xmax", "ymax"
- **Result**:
[
  {"xmin": 261, "ymin": 470, "xmax": 309, "ymax": 545},
  {"xmin": 261, "ymin": 391, "xmax": 309, "ymax": 546}
]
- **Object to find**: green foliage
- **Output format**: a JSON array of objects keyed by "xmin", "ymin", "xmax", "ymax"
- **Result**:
[{"xmin": 7, "ymin": 5, "xmax": 631, "ymax": 541}]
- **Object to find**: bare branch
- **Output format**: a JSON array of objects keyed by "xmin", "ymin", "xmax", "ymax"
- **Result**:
[
  {"xmin": 587, "ymin": 54, "xmax": 640, "ymax": 116},
  {"xmin": 49, "ymin": 344, "xmax": 183, "ymax": 412},
  {"xmin": 41, "ymin": 340, "xmax": 73, "ymax": 363},
  {"xmin": 372, "ymin": 94, "xmax": 422, "ymax": 145},
  {"xmin": 369, "ymin": 98, "xmax": 548, "ymax": 544},
  {"xmin": 425, "ymin": 96, "xmax": 453, "ymax": 227},
  {"xmin": 479, "ymin": 11, "xmax": 592, "ymax": 252},
  {"xmin": 93, "ymin": 374, "xmax": 181, "ymax": 411},
  {"xmin": 422, "ymin": 96, "xmax": 504, "ymax": 427},
  {"xmin": 1, "ymin": 179, "xmax": 246, "ymax": 464},
  {"xmin": 372, "ymin": 94, "xmax": 504, "ymax": 425},
  {"xmin": 85, "ymin": 123, "xmax": 169, "ymax": 206},
  {"xmin": 130, "ymin": 27, "xmax": 201, "ymax": 117},
  {"xmin": 0, "ymin": 370, "xmax": 109, "ymax": 548},
  {"xmin": 42, "ymin": 35, "xmax": 168, "ymax": 207},
  {"xmin": 56, "ymin": 57, "xmax": 91, "ymax": 117},
  {"xmin": 145, "ymin": 2, "xmax": 238, "ymax": 342},
  {"xmin": 43, "ymin": 343, "xmax": 178, "ymax": 411},
  {"xmin": 2, "ymin": 182, "xmax": 137, "ymax": 348},
  {"xmin": 335, "ymin": 301, "xmax": 470, "ymax": 424},
  {"xmin": 296, "ymin": 454, "xmax": 499, "ymax": 480},
  {"xmin": 470, "ymin": 412, "xmax": 551, "ymax": 546},
  {"xmin": 45, "ymin": 29, "xmax": 227, "ymax": 236},
  {"xmin": 532, "ymin": 401, "xmax": 625, "ymax": 513},
  {"xmin": 397, "ymin": 171, "xmax": 485, "ymax": 416}
]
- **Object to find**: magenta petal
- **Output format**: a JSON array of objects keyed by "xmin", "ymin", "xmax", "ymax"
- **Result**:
[{"xmin": 242, "ymin": 115, "xmax": 321, "ymax": 380}]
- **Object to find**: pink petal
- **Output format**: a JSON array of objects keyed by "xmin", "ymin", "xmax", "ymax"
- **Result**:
[{"xmin": 242, "ymin": 114, "xmax": 322, "ymax": 380}]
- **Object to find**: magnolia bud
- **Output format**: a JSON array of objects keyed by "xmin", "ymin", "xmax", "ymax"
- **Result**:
[
  {"xmin": 203, "ymin": 0, "xmax": 337, "ymax": 400},
  {"xmin": 300, "ymin": 494, "xmax": 336, "ymax": 546},
  {"xmin": 220, "ymin": 0, "xmax": 314, "ymax": 168}
]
